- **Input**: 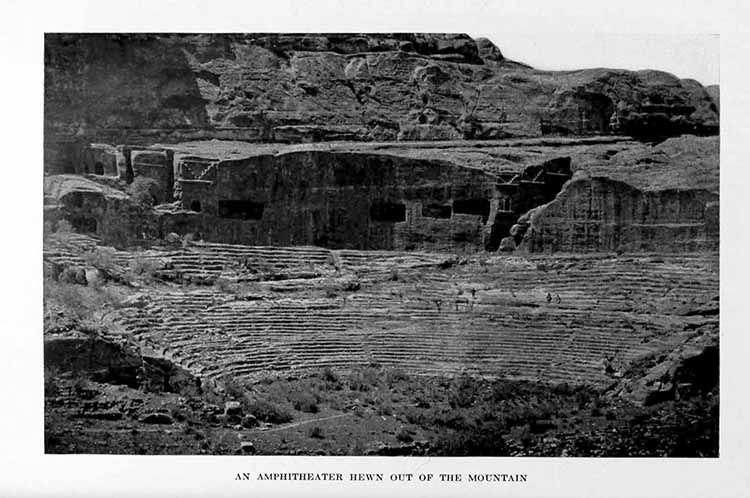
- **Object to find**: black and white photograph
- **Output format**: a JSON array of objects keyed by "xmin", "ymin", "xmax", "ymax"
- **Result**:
[
  {"xmin": 2, "ymin": 0, "xmax": 750, "ymax": 496},
  {"xmin": 41, "ymin": 30, "xmax": 720, "ymax": 458}
]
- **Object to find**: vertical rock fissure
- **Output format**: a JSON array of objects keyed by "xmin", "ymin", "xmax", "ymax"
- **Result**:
[{"xmin": 488, "ymin": 157, "xmax": 572, "ymax": 252}]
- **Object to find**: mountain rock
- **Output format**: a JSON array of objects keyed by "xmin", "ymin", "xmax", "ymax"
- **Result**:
[{"xmin": 44, "ymin": 34, "xmax": 719, "ymax": 173}]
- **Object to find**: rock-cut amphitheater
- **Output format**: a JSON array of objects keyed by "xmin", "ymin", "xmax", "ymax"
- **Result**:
[{"xmin": 43, "ymin": 34, "xmax": 719, "ymax": 406}]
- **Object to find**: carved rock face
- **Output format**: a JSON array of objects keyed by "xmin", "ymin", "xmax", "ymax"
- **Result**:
[{"xmin": 519, "ymin": 177, "xmax": 719, "ymax": 253}]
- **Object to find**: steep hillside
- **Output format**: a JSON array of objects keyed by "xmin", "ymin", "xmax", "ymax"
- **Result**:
[{"xmin": 44, "ymin": 34, "xmax": 719, "ymax": 173}]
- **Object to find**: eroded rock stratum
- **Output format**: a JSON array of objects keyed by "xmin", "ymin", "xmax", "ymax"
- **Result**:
[
  {"xmin": 45, "ymin": 34, "xmax": 717, "ymax": 166},
  {"xmin": 43, "ymin": 34, "xmax": 718, "ymax": 456}
]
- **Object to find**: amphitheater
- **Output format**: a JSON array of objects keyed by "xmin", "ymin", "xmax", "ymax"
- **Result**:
[
  {"xmin": 42, "ymin": 33, "xmax": 720, "ymax": 406},
  {"xmin": 44, "ymin": 228, "xmax": 718, "ymax": 390}
]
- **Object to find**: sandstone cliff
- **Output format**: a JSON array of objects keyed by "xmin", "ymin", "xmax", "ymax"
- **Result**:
[
  {"xmin": 515, "ymin": 135, "xmax": 719, "ymax": 253},
  {"xmin": 45, "ymin": 34, "xmax": 719, "ymax": 173},
  {"xmin": 43, "ymin": 34, "xmax": 720, "ymax": 255},
  {"xmin": 43, "ymin": 134, "xmax": 719, "ymax": 254}
]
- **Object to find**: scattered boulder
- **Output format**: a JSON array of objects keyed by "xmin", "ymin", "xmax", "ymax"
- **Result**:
[
  {"xmin": 164, "ymin": 232, "xmax": 182, "ymax": 244},
  {"xmin": 241, "ymin": 414, "xmax": 259, "ymax": 429},
  {"xmin": 364, "ymin": 439, "xmax": 431, "ymax": 456},
  {"xmin": 59, "ymin": 266, "xmax": 87, "ymax": 285},
  {"xmin": 238, "ymin": 441, "xmax": 256, "ymax": 454},
  {"xmin": 499, "ymin": 236, "xmax": 516, "ymax": 252}
]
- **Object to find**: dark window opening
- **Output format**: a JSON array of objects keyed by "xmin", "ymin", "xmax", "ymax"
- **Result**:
[
  {"xmin": 218, "ymin": 200, "xmax": 264, "ymax": 220},
  {"xmin": 190, "ymin": 200, "xmax": 202, "ymax": 212},
  {"xmin": 370, "ymin": 202, "xmax": 406, "ymax": 222},
  {"xmin": 94, "ymin": 162, "xmax": 104, "ymax": 175},
  {"xmin": 422, "ymin": 203, "xmax": 452, "ymax": 219},
  {"xmin": 453, "ymin": 199, "xmax": 491, "ymax": 221}
]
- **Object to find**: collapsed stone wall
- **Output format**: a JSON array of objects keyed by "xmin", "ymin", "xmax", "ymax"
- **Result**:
[{"xmin": 517, "ymin": 176, "xmax": 719, "ymax": 253}]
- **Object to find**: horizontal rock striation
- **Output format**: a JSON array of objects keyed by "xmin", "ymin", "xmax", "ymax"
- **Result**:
[
  {"xmin": 517, "ymin": 177, "xmax": 719, "ymax": 253},
  {"xmin": 44, "ymin": 234, "xmax": 718, "ymax": 391}
]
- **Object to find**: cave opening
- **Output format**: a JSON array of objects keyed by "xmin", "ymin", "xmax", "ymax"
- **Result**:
[
  {"xmin": 218, "ymin": 200, "xmax": 264, "ymax": 220},
  {"xmin": 579, "ymin": 92, "xmax": 615, "ymax": 134},
  {"xmin": 190, "ymin": 200, "xmax": 202, "ymax": 212},
  {"xmin": 370, "ymin": 202, "xmax": 406, "ymax": 222},
  {"xmin": 93, "ymin": 161, "xmax": 104, "ymax": 175}
]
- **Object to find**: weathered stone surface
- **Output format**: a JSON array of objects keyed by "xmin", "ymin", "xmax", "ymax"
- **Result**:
[
  {"xmin": 42, "ymin": 34, "xmax": 719, "ymax": 256},
  {"xmin": 44, "ymin": 34, "xmax": 718, "ymax": 172},
  {"xmin": 43, "ymin": 134, "xmax": 718, "ymax": 254},
  {"xmin": 610, "ymin": 332, "xmax": 718, "ymax": 406},
  {"xmin": 130, "ymin": 149, "xmax": 174, "ymax": 203},
  {"xmin": 518, "ymin": 176, "xmax": 718, "ymax": 253},
  {"xmin": 474, "ymin": 37, "xmax": 504, "ymax": 62},
  {"xmin": 515, "ymin": 135, "xmax": 719, "ymax": 253},
  {"xmin": 168, "ymin": 148, "xmax": 571, "ymax": 252},
  {"xmin": 140, "ymin": 412, "xmax": 174, "ymax": 424},
  {"xmin": 79, "ymin": 144, "xmax": 122, "ymax": 177},
  {"xmin": 498, "ymin": 236, "xmax": 516, "ymax": 252},
  {"xmin": 575, "ymin": 135, "xmax": 719, "ymax": 193},
  {"xmin": 44, "ymin": 175, "xmax": 161, "ymax": 244}
]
